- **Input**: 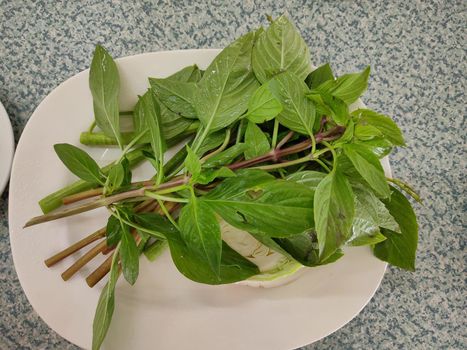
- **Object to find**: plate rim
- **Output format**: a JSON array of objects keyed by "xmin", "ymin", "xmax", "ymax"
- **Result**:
[
  {"xmin": 0, "ymin": 101, "xmax": 15, "ymax": 194},
  {"xmin": 8, "ymin": 49, "xmax": 388, "ymax": 350}
]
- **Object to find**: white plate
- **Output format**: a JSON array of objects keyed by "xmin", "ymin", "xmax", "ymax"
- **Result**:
[
  {"xmin": 9, "ymin": 50, "xmax": 388, "ymax": 350},
  {"xmin": 0, "ymin": 101, "xmax": 14, "ymax": 194}
]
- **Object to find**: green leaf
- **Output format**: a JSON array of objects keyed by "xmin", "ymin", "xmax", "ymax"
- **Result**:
[
  {"xmin": 373, "ymin": 187, "xmax": 418, "ymax": 270},
  {"xmin": 244, "ymin": 121, "xmax": 270, "ymax": 159},
  {"xmin": 314, "ymin": 169, "xmax": 354, "ymax": 260},
  {"xmin": 352, "ymin": 109, "xmax": 405, "ymax": 146},
  {"xmin": 248, "ymin": 232, "xmax": 296, "ymax": 260},
  {"xmin": 274, "ymin": 231, "xmax": 345, "ymax": 267},
  {"xmin": 252, "ymin": 15, "xmax": 311, "ymax": 83},
  {"xmin": 179, "ymin": 197, "xmax": 222, "ymax": 277},
  {"xmin": 143, "ymin": 240, "xmax": 168, "ymax": 262},
  {"xmin": 169, "ymin": 236, "xmax": 259, "ymax": 285},
  {"xmin": 307, "ymin": 92, "xmax": 349, "ymax": 125},
  {"xmin": 89, "ymin": 45, "xmax": 122, "ymax": 146},
  {"xmin": 246, "ymin": 84, "xmax": 283, "ymax": 123},
  {"xmin": 92, "ymin": 249, "xmax": 119, "ymax": 350},
  {"xmin": 167, "ymin": 64, "xmax": 201, "ymax": 82},
  {"xmin": 135, "ymin": 212, "xmax": 260, "ymax": 284},
  {"xmin": 348, "ymin": 232, "xmax": 387, "ymax": 246},
  {"xmin": 120, "ymin": 157, "xmax": 132, "ymax": 186},
  {"xmin": 54, "ymin": 143, "xmax": 104, "ymax": 185},
  {"xmin": 135, "ymin": 91, "xmax": 166, "ymax": 176},
  {"xmin": 202, "ymin": 143, "xmax": 247, "ymax": 168},
  {"xmin": 193, "ymin": 32, "xmax": 259, "ymax": 133},
  {"xmin": 355, "ymin": 138, "xmax": 393, "ymax": 158},
  {"xmin": 134, "ymin": 212, "xmax": 179, "ymax": 237},
  {"xmin": 333, "ymin": 120, "xmax": 355, "ymax": 147},
  {"xmin": 196, "ymin": 130, "xmax": 227, "ymax": 157},
  {"xmin": 185, "ymin": 145, "xmax": 202, "ymax": 180},
  {"xmin": 354, "ymin": 124, "xmax": 383, "ymax": 140},
  {"xmin": 204, "ymin": 170, "xmax": 315, "ymax": 237},
  {"xmin": 149, "ymin": 78, "xmax": 197, "ymax": 119},
  {"xmin": 305, "ymin": 63, "xmax": 334, "ymax": 89},
  {"xmin": 267, "ymin": 71, "xmax": 316, "ymax": 136},
  {"xmin": 343, "ymin": 143, "xmax": 390, "ymax": 198},
  {"xmin": 197, "ymin": 167, "xmax": 236, "ymax": 185},
  {"xmin": 104, "ymin": 163, "xmax": 124, "ymax": 195},
  {"xmin": 347, "ymin": 185, "xmax": 400, "ymax": 246},
  {"xmin": 134, "ymin": 97, "xmax": 196, "ymax": 142},
  {"xmin": 317, "ymin": 66, "xmax": 370, "ymax": 105},
  {"xmin": 286, "ymin": 170, "xmax": 326, "ymax": 191},
  {"xmin": 106, "ymin": 215, "xmax": 122, "ymax": 247},
  {"xmin": 120, "ymin": 222, "xmax": 139, "ymax": 285}
]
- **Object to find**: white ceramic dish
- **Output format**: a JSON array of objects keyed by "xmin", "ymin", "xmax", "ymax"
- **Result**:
[
  {"xmin": 9, "ymin": 49, "xmax": 388, "ymax": 350},
  {"xmin": 0, "ymin": 101, "xmax": 14, "ymax": 194}
]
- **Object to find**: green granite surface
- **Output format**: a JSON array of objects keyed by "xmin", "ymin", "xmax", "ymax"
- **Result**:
[{"xmin": 0, "ymin": 1, "xmax": 465, "ymax": 349}]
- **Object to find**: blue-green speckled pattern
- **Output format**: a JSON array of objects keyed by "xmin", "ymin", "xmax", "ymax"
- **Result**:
[{"xmin": 0, "ymin": 1, "xmax": 465, "ymax": 349}]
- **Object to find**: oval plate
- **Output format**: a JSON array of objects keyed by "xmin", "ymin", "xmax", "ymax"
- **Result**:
[{"xmin": 9, "ymin": 50, "xmax": 388, "ymax": 350}]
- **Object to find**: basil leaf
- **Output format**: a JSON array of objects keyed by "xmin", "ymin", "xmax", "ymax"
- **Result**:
[
  {"xmin": 286, "ymin": 170, "xmax": 326, "ymax": 191},
  {"xmin": 268, "ymin": 71, "xmax": 316, "ymax": 136},
  {"xmin": 307, "ymin": 91, "xmax": 348, "ymax": 125},
  {"xmin": 105, "ymin": 163, "xmax": 125, "ymax": 195},
  {"xmin": 348, "ymin": 232, "xmax": 387, "ymax": 246},
  {"xmin": 149, "ymin": 78, "xmax": 197, "ymax": 119},
  {"xmin": 136, "ymin": 211, "xmax": 260, "ymax": 284},
  {"xmin": 203, "ymin": 143, "xmax": 247, "ymax": 168},
  {"xmin": 120, "ymin": 222, "xmax": 139, "ymax": 285},
  {"xmin": 204, "ymin": 170, "xmax": 315, "ymax": 237},
  {"xmin": 274, "ymin": 231, "xmax": 345, "ymax": 267},
  {"xmin": 373, "ymin": 187, "xmax": 418, "ymax": 270},
  {"xmin": 179, "ymin": 197, "xmax": 222, "ymax": 277},
  {"xmin": 134, "ymin": 96, "xmax": 197, "ymax": 142},
  {"xmin": 135, "ymin": 91, "xmax": 166, "ymax": 175},
  {"xmin": 143, "ymin": 240, "xmax": 168, "ymax": 262},
  {"xmin": 92, "ymin": 250, "xmax": 119, "ymax": 350},
  {"xmin": 355, "ymin": 138, "xmax": 393, "ymax": 158},
  {"xmin": 196, "ymin": 130, "xmax": 227, "ymax": 157},
  {"xmin": 193, "ymin": 32, "xmax": 259, "ymax": 133},
  {"xmin": 354, "ymin": 124, "xmax": 383, "ymax": 140},
  {"xmin": 54, "ymin": 143, "xmax": 104, "ymax": 185},
  {"xmin": 305, "ymin": 63, "xmax": 334, "ymax": 89},
  {"xmin": 352, "ymin": 109, "xmax": 405, "ymax": 146},
  {"xmin": 197, "ymin": 167, "xmax": 236, "ymax": 185},
  {"xmin": 343, "ymin": 143, "xmax": 390, "ymax": 198},
  {"xmin": 89, "ymin": 45, "xmax": 122, "ymax": 146},
  {"xmin": 106, "ymin": 215, "xmax": 122, "ymax": 247},
  {"xmin": 246, "ymin": 84, "xmax": 283, "ymax": 123},
  {"xmin": 252, "ymin": 15, "xmax": 311, "ymax": 83},
  {"xmin": 314, "ymin": 169, "xmax": 354, "ymax": 260},
  {"xmin": 160, "ymin": 104, "xmax": 197, "ymax": 139},
  {"xmin": 248, "ymin": 232, "xmax": 296, "ymax": 260},
  {"xmin": 185, "ymin": 145, "xmax": 202, "ymax": 180},
  {"xmin": 135, "ymin": 212, "xmax": 179, "ymax": 237},
  {"xmin": 120, "ymin": 157, "xmax": 132, "ymax": 186},
  {"xmin": 334, "ymin": 120, "xmax": 355, "ymax": 146},
  {"xmin": 244, "ymin": 121, "xmax": 270, "ymax": 159},
  {"xmin": 275, "ymin": 231, "xmax": 320, "ymax": 266},
  {"xmin": 317, "ymin": 66, "xmax": 370, "ymax": 105},
  {"xmin": 168, "ymin": 235, "xmax": 259, "ymax": 285},
  {"xmin": 347, "ymin": 185, "xmax": 400, "ymax": 246},
  {"xmin": 167, "ymin": 64, "xmax": 201, "ymax": 82}
]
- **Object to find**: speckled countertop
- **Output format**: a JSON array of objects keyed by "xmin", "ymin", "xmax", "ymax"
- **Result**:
[{"xmin": 0, "ymin": 1, "xmax": 465, "ymax": 349}]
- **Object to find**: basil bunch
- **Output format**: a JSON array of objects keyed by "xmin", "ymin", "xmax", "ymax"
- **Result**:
[{"xmin": 30, "ymin": 15, "xmax": 419, "ymax": 350}]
